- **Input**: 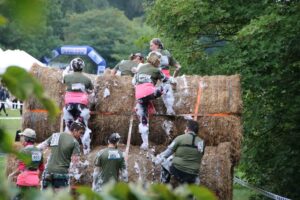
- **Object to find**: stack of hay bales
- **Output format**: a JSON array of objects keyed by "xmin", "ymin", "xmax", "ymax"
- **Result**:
[{"xmin": 19, "ymin": 64, "xmax": 242, "ymax": 200}]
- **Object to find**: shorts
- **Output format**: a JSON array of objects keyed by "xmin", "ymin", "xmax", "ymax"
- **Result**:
[{"xmin": 42, "ymin": 171, "xmax": 69, "ymax": 190}]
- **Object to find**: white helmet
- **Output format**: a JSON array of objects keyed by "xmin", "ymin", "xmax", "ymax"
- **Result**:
[{"xmin": 70, "ymin": 57, "xmax": 85, "ymax": 71}]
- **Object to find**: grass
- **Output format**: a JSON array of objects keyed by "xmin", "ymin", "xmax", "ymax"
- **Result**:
[
  {"xmin": 0, "ymin": 109, "xmax": 22, "ymax": 137},
  {"xmin": 233, "ymin": 184, "xmax": 255, "ymax": 200},
  {"xmin": 0, "ymin": 108, "xmax": 22, "ymax": 177}
]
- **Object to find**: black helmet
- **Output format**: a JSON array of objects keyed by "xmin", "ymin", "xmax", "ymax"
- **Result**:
[
  {"xmin": 108, "ymin": 133, "xmax": 121, "ymax": 144},
  {"xmin": 70, "ymin": 57, "xmax": 85, "ymax": 71}
]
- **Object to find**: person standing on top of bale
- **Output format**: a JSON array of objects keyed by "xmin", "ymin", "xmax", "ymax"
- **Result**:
[
  {"xmin": 133, "ymin": 51, "xmax": 169, "ymax": 150},
  {"xmin": 92, "ymin": 133, "xmax": 128, "ymax": 192},
  {"xmin": 8, "ymin": 128, "xmax": 44, "ymax": 199},
  {"xmin": 153, "ymin": 120, "xmax": 205, "ymax": 188},
  {"xmin": 37, "ymin": 121, "xmax": 84, "ymax": 191},
  {"xmin": 149, "ymin": 38, "xmax": 181, "ymax": 115},
  {"xmin": 62, "ymin": 57, "xmax": 94, "ymax": 155},
  {"xmin": 112, "ymin": 53, "xmax": 144, "ymax": 77}
]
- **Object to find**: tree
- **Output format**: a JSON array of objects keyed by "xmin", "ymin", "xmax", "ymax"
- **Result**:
[
  {"xmin": 0, "ymin": 0, "xmax": 62, "ymax": 58},
  {"xmin": 147, "ymin": 0, "xmax": 300, "ymax": 199},
  {"xmin": 63, "ymin": 8, "xmax": 153, "ymax": 67}
]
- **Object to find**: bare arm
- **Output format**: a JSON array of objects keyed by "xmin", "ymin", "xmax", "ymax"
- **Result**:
[
  {"xmin": 37, "ymin": 140, "xmax": 49, "ymax": 150},
  {"xmin": 173, "ymin": 63, "xmax": 181, "ymax": 77},
  {"xmin": 92, "ymin": 167, "xmax": 102, "ymax": 192}
]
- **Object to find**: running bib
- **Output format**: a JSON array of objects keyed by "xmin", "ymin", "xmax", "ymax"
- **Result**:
[
  {"xmin": 108, "ymin": 150, "xmax": 121, "ymax": 160},
  {"xmin": 50, "ymin": 133, "xmax": 60, "ymax": 146},
  {"xmin": 31, "ymin": 151, "xmax": 42, "ymax": 161},
  {"xmin": 137, "ymin": 74, "xmax": 152, "ymax": 83},
  {"xmin": 71, "ymin": 83, "xmax": 85, "ymax": 91}
]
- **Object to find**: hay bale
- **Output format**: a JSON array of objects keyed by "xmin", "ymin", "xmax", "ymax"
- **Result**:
[
  {"xmin": 21, "ymin": 111, "xmax": 60, "ymax": 142},
  {"xmin": 77, "ymin": 146, "xmax": 161, "ymax": 185},
  {"xmin": 89, "ymin": 115, "xmax": 141, "ymax": 146},
  {"xmin": 154, "ymin": 75, "xmax": 242, "ymax": 115},
  {"xmin": 25, "ymin": 64, "xmax": 65, "ymax": 110},
  {"xmin": 93, "ymin": 75, "xmax": 135, "ymax": 114},
  {"xmin": 150, "ymin": 115, "xmax": 242, "ymax": 165},
  {"xmin": 26, "ymin": 65, "xmax": 242, "ymax": 115},
  {"xmin": 200, "ymin": 142, "xmax": 233, "ymax": 200},
  {"xmin": 23, "ymin": 65, "xmax": 243, "ymax": 165}
]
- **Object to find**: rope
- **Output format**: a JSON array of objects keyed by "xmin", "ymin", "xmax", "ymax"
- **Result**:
[
  {"xmin": 234, "ymin": 177, "xmax": 292, "ymax": 200},
  {"xmin": 193, "ymin": 80, "xmax": 203, "ymax": 120}
]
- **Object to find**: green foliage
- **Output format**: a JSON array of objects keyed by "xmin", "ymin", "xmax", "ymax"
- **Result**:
[
  {"xmin": 64, "ymin": 8, "xmax": 153, "ymax": 67},
  {"xmin": 0, "ymin": 0, "xmax": 152, "ymax": 68},
  {"xmin": 147, "ymin": 0, "xmax": 300, "ymax": 199},
  {"xmin": 109, "ymin": 0, "xmax": 144, "ymax": 19},
  {"xmin": 1, "ymin": 67, "xmax": 59, "ymax": 118}
]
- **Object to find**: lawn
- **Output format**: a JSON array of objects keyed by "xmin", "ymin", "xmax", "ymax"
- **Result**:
[
  {"xmin": 0, "ymin": 109, "xmax": 22, "ymax": 137},
  {"xmin": 0, "ymin": 108, "xmax": 22, "ymax": 177},
  {"xmin": 233, "ymin": 184, "xmax": 255, "ymax": 200}
]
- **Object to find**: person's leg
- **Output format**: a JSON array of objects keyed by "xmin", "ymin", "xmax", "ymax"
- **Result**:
[
  {"xmin": 135, "ymin": 98, "xmax": 150, "ymax": 150},
  {"xmin": 2, "ymin": 103, "xmax": 8, "ymax": 116},
  {"xmin": 0, "ymin": 103, "xmax": 3, "ymax": 114},
  {"xmin": 161, "ymin": 83, "xmax": 175, "ymax": 115},
  {"xmin": 41, "ymin": 171, "xmax": 52, "ymax": 190},
  {"xmin": 20, "ymin": 101, "xmax": 23, "ymax": 115},
  {"xmin": 160, "ymin": 166, "xmax": 171, "ymax": 183},
  {"xmin": 79, "ymin": 106, "xmax": 91, "ymax": 155},
  {"xmin": 63, "ymin": 106, "xmax": 75, "ymax": 132}
]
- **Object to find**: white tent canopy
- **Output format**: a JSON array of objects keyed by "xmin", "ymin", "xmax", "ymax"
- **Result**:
[{"xmin": 0, "ymin": 48, "xmax": 45, "ymax": 74}]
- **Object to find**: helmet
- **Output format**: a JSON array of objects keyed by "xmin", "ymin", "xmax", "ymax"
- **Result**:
[
  {"xmin": 108, "ymin": 133, "xmax": 121, "ymax": 144},
  {"xmin": 70, "ymin": 57, "xmax": 85, "ymax": 71},
  {"xmin": 19, "ymin": 128, "xmax": 36, "ymax": 139},
  {"xmin": 147, "ymin": 51, "xmax": 161, "ymax": 67}
]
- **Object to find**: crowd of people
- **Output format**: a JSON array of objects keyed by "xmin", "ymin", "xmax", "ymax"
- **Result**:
[{"xmin": 9, "ymin": 38, "xmax": 205, "ymax": 198}]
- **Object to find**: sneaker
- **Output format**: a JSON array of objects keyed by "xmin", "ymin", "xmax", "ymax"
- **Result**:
[{"xmin": 5, "ymin": 113, "xmax": 8, "ymax": 116}]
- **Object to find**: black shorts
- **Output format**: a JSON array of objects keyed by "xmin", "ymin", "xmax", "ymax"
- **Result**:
[
  {"xmin": 170, "ymin": 165, "xmax": 197, "ymax": 184},
  {"xmin": 42, "ymin": 172, "xmax": 69, "ymax": 189}
]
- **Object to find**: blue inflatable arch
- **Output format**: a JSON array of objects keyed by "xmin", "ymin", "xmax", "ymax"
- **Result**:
[{"xmin": 45, "ymin": 45, "xmax": 106, "ymax": 75}]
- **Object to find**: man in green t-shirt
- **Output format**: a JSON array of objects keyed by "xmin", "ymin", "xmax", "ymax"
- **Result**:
[
  {"xmin": 38, "ymin": 121, "xmax": 85, "ymax": 190},
  {"xmin": 92, "ymin": 133, "xmax": 128, "ymax": 192},
  {"xmin": 154, "ymin": 120, "xmax": 205, "ymax": 187},
  {"xmin": 112, "ymin": 53, "xmax": 144, "ymax": 77},
  {"xmin": 63, "ymin": 57, "xmax": 94, "ymax": 155}
]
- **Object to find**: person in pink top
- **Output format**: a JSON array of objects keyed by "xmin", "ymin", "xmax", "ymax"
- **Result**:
[
  {"xmin": 133, "ymin": 51, "xmax": 169, "ymax": 150},
  {"xmin": 63, "ymin": 57, "xmax": 94, "ymax": 155},
  {"xmin": 9, "ymin": 128, "xmax": 44, "ymax": 199}
]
